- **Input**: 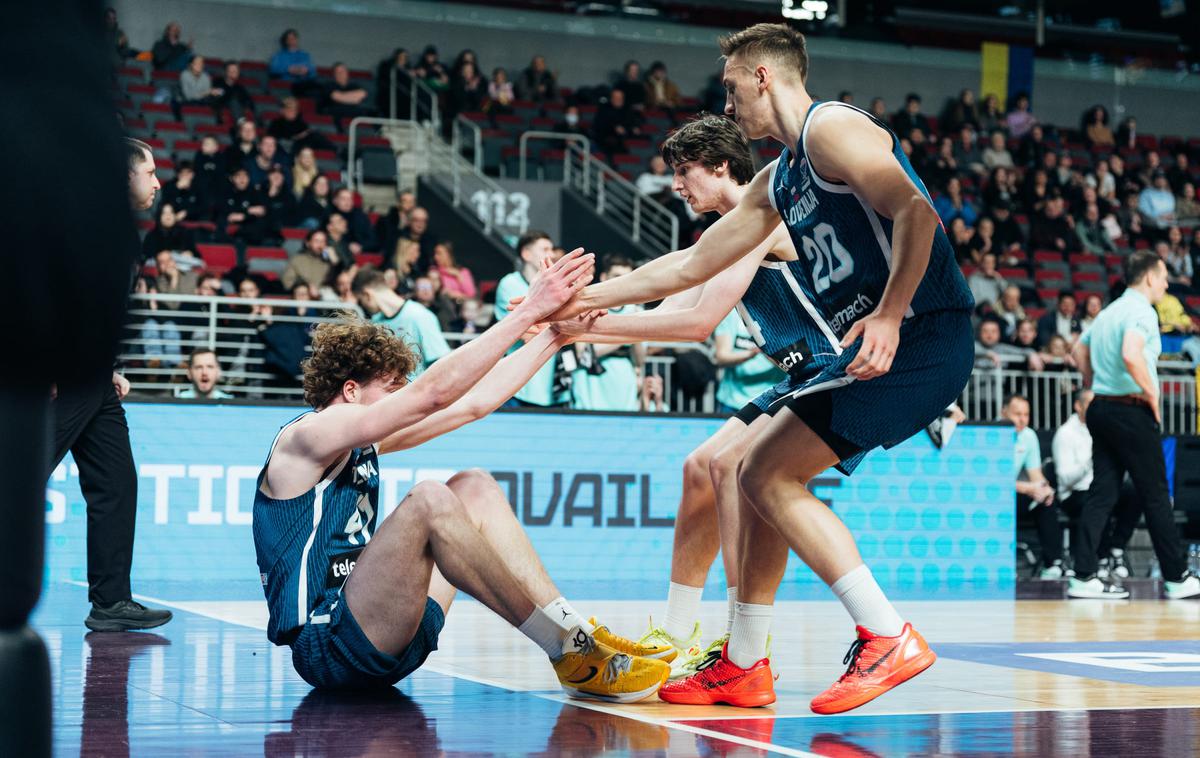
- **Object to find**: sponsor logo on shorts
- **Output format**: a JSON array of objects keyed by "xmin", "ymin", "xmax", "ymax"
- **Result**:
[
  {"xmin": 829, "ymin": 293, "xmax": 874, "ymax": 335},
  {"xmin": 325, "ymin": 548, "xmax": 364, "ymax": 588},
  {"xmin": 771, "ymin": 338, "xmax": 812, "ymax": 376}
]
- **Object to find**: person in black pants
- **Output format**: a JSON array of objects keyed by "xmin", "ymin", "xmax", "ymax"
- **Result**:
[
  {"xmin": 1068, "ymin": 251, "xmax": 1200, "ymax": 599},
  {"xmin": 49, "ymin": 140, "xmax": 173, "ymax": 633}
]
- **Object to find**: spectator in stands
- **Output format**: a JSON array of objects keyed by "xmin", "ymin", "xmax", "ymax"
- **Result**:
[
  {"xmin": 1030, "ymin": 194, "xmax": 1078, "ymax": 253},
  {"xmin": 194, "ymin": 135, "xmax": 224, "ymax": 212},
  {"xmin": 953, "ymin": 125, "xmax": 985, "ymax": 176},
  {"xmin": 1138, "ymin": 151, "xmax": 1164, "ymax": 189},
  {"xmin": 488, "ymin": 67, "xmax": 515, "ymax": 114},
  {"xmin": 982, "ymin": 166, "xmax": 1018, "ymax": 210},
  {"xmin": 296, "ymin": 174, "xmax": 332, "ymax": 228},
  {"xmin": 282, "ymin": 228, "xmax": 336, "ymax": 291},
  {"xmin": 1002, "ymin": 394, "xmax": 1059, "ymax": 573},
  {"xmin": 413, "ymin": 46, "xmax": 450, "ymax": 93},
  {"xmin": 324, "ymin": 212, "xmax": 356, "ymax": 263},
  {"xmin": 213, "ymin": 61, "xmax": 254, "ymax": 122},
  {"xmin": 987, "ymin": 201, "xmax": 1025, "ymax": 256},
  {"xmin": 321, "ymin": 62, "xmax": 373, "ymax": 128},
  {"xmin": 976, "ymin": 317, "xmax": 1032, "ymax": 368},
  {"xmin": 257, "ymin": 281, "xmax": 317, "ymax": 385},
  {"xmin": 948, "ymin": 218, "xmax": 976, "ymax": 264},
  {"xmin": 176, "ymin": 349, "xmax": 233, "ymax": 400},
  {"xmin": 452, "ymin": 49, "xmax": 480, "ymax": 78},
  {"xmin": 643, "ymin": 61, "xmax": 681, "ymax": 111},
  {"xmin": 269, "ymin": 28, "xmax": 319, "ymax": 96},
  {"xmin": 1005, "ymin": 92, "xmax": 1037, "ymax": 139},
  {"xmin": 1156, "ymin": 292, "xmax": 1200, "ymax": 363},
  {"xmin": 994, "ymin": 285, "xmax": 1027, "ymax": 337},
  {"xmin": 399, "ymin": 206, "xmax": 436, "ymax": 271},
  {"xmin": 431, "ymin": 242, "xmax": 476, "ymax": 301},
  {"xmin": 330, "ymin": 186, "xmax": 376, "ymax": 252},
  {"xmin": 891, "ymin": 93, "xmax": 928, "ymax": 139},
  {"xmin": 319, "ymin": 266, "xmax": 359, "ymax": 305},
  {"xmin": 570, "ymin": 255, "xmax": 644, "ymax": 411},
  {"xmin": 1087, "ymin": 159, "xmax": 1117, "ymax": 205},
  {"xmin": 553, "ymin": 104, "xmax": 587, "ymax": 137},
  {"xmin": 516, "ymin": 54, "xmax": 557, "ymax": 103},
  {"xmin": 131, "ymin": 276, "xmax": 183, "ymax": 369},
  {"xmin": 1140, "ymin": 172, "xmax": 1177, "ymax": 228},
  {"xmin": 636, "ymin": 155, "xmax": 673, "ymax": 196},
  {"xmin": 154, "ymin": 250, "xmax": 199, "ymax": 299},
  {"xmin": 1049, "ymin": 389, "xmax": 1094, "ymax": 575},
  {"xmin": 982, "ymin": 130, "xmax": 1014, "ymax": 170},
  {"xmin": 837, "ymin": 91, "xmax": 854, "ymax": 104},
  {"xmin": 614, "ymin": 60, "xmax": 645, "ymax": 110},
  {"xmin": 269, "ymin": 96, "xmax": 332, "ymax": 153},
  {"xmin": 415, "ymin": 272, "xmax": 458, "ymax": 329},
  {"xmin": 1080, "ymin": 293, "xmax": 1104, "ymax": 330},
  {"xmin": 449, "ymin": 60, "xmax": 486, "ymax": 120},
  {"xmin": 1115, "ymin": 115, "xmax": 1138, "ymax": 150},
  {"xmin": 351, "ymin": 267, "xmax": 450, "ymax": 376},
  {"xmin": 592, "ymin": 87, "xmax": 641, "ymax": 160},
  {"xmin": 934, "ymin": 176, "xmax": 978, "ymax": 228},
  {"xmin": 290, "ymin": 146, "xmax": 318, "ymax": 199},
  {"xmin": 177, "ymin": 55, "xmax": 220, "ymax": 119},
  {"xmin": 262, "ymin": 164, "xmax": 296, "ymax": 234},
  {"xmin": 978, "ymin": 93, "xmax": 1003, "ymax": 133},
  {"xmin": 151, "ymin": 21, "xmax": 192, "ymax": 71},
  {"xmin": 495, "ymin": 230, "xmax": 569, "ymax": 407},
  {"xmin": 219, "ymin": 167, "xmax": 270, "ymax": 243},
  {"xmin": 1109, "ymin": 154, "xmax": 1136, "ymax": 198},
  {"xmin": 1038, "ymin": 292, "xmax": 1081, "ymax": 347},
  {"xmin": 374, "ymin": 189, "xmax": 417, "ymax": 255},
  {"xmin": 1082, "ymin": 105, "xmax": 1113, "ymax": 148},
  {"xmin": 971, "ymin": 216, "xmax": 1001, "ymax": 263},
  {"xmin": 1117, "ymin": 192, "xmax": 1149, "ymax": 245},
  {"xmin": 450, "ymin": 297, "xmax": 487, "ymax": 335},
  {"xmin": 1011, "ymin": 318, "xmax": 1047, "ymax": 370},
  {"xmin": 1167, "ymin": 152, "xmax": 1191, "ymax": 195},
  {"xmin": 224, "ymin": 117, "xmax": 259, "ymax": 173},
  {"xmin": 1038, "ymin": 334, "xmax": 1078, "ymax": 371},
  {"xmin": 159, "ymin": 163, "xmax": 203, "ymax": 222},
  {"xmin": 389, "ymin": 239, "xmax": 420, "ymax": 294},
  {"xmin": 142, "ymin": 203, "xmax": 197, "ymax": 262},
  {"xmin": 928, "ymin": 137, "xmax": 959, "ymax": 189},
  {"xmin": 868, "ymin": 97, "xmax": 887, "ymax": 121},
  {"xmin": 247, "ymin": 134, "xmax": 288, "ymax": 186},
  {"xmin": 104, "ymin": 7, "xmax": 136, "ymax": 68},
  {"xmin": 968, "ymin": 252, "xmax": 1006, "ymax": 309},
  {"xmin": 375, "ymin": 48, "xmax": 410, "ymax": 116},
  {"xmin": 1016, "ymin": 124, "xmax": 1050, "ymax": 169},
  {"xmin": 940, "ymin": 88, "xmax": 980, "ymax": 132},
  {"xmin": 1159, "ymin": 238, "xmax": 1193, "ymax": 293},
  {"xmin": 1176, "ymin": 183, "xmax": 1200, "ymax": 224},
  {"xmin": 1076, "ymin": 203, "xmax": 1117, "ymax": 255}
]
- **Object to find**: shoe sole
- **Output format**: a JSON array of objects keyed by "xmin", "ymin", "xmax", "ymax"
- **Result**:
[
  {"xmin": 810, "ymin": 649, "xmax": 937, "ymax": 715},
  {"xmin": 562, "ymin": 670, "xmax": 670, "ymax": 704},
  {"xmin": 1067, "ymin": 590, "xmax": 1130, "ymax": 599},
  {"xmin": 84, "ymin": 615, "xmax": 172, "ymax": 632},
  {"xmin": 1164, "ymin": 589, "xmax": 1200, "ymax": 600},
  {"xmin": 659, "ymin": 687, "xmax": 776, "ymax": 707}
]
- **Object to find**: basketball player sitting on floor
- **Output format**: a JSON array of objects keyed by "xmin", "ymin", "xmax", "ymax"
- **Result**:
[{"xmin": 251, "ymin": 250, "xmax": 671, "ymax": 700}]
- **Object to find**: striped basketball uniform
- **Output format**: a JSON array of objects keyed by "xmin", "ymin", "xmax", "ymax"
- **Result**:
[
  {"xmin": 253, "ymin": 414, "xmax": 444, "ymax": 689},
  {"xmin": 764, "ymin": 100, "xmax": 975, "ymax": 473}
]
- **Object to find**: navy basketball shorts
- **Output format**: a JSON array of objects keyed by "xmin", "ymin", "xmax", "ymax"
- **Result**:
[
  {"xmin": 290, "ymin": 589, "xmax": 445, "ymax": 690},
  {"xmin": 752, "ymin": 309, "xmax": 974, "ymax": 475}
]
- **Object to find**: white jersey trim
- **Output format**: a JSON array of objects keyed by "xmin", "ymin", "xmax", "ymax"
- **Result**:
[
  {"xmin": 799, "ymin": 102, "xmax": 856, "ymax": 195},
  {"xmin": 297, "ymin": 479, "xmax": 330, "ymax": 626},
  {"xmin": 767, "ymin": 158, "xmax": 780, "ymax": 211},
  {"xmin": 777, "ymin": 263, "xmax": 844, "ymax": 355}
]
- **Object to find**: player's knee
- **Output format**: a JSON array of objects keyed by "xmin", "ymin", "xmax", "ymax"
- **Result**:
[
  {"xmin": 446, "ymin": 467, "xmax": 494, "ymax": 496},
  {"xmin": 708, "ymin": 446, "xmax": 739, "ymax": 489},
  {"xmin": 736, "ymin": 454, "xmax": 772, "ymax": 515},
  {"xmin": 407, "ymin": 480, "xmax": 463, "ymax": 522}
]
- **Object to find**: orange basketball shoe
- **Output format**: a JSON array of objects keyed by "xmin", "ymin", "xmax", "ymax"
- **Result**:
[
  {"xmin": 809, "ymin": 623, "xmax": 936, "ymax": 715},
  {"xmin": 657, "ymin": 642, "xmax": 775, "ymax": 707}
]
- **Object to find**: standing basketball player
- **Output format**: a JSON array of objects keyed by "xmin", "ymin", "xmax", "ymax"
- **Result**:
[
  {"xmin": 252, "ymin": 250, "xmax": 672, "ymax": 701},
  {"xmin": 545, "ymin": 24, "xmax": 975, "ymax": 712}
]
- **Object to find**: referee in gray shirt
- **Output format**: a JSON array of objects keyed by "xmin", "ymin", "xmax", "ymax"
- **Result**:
[{"xmin": 1068, "ymin": 251, "xmax": 1199, "ymax": 599}]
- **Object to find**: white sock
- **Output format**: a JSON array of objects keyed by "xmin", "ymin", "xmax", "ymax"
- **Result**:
[
  {"xmin": 830, "ymin": 564, "xmax": 905, "ymax": 637},
  {"xmin": 518, "ymin": 607, "xmax": 570, "ymax": 659},
  {"xmin": 663, "ymin": 582, "xmax": 703, "ymax": 641},
  {"xmin": 725, "ymin": 586, "xmax": 738, "ymax": 635},
  {"xmin": 727, "ymin": 601, "xmax": 772, "ymax": 668},
  {"xmin": 543, "ymin": 596, "xmax": 594, "ymax": 635}
]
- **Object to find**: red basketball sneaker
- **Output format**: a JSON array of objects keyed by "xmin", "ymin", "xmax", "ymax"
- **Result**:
[
  {"xmin": 658, "ymin": 642, "xmax": 775, "ymax": 707},
  {"xmin": 809, "ymin": 623, "xmax": 936, "ymax": 715}
]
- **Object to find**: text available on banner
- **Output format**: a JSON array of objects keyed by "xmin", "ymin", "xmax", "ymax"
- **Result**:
[{"xmin": 46, "ymin": 404, "xmax": 1016, "ymax": 600}]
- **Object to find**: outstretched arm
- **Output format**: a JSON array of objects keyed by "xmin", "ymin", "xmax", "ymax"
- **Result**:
[
  {"xmin": 807, "ymin": 107, "xmax": 940, "ymax": 381},
  {"xmin": 281, "ymin": 251, "xmax": 595, "ymax": 468},
  {"xmin": 378, "ymin": 327, "xmax": 571, "ymax": 453},
  {"xmin": 555, "ymin": 163, "xmax": 780, "ymax": 317}
]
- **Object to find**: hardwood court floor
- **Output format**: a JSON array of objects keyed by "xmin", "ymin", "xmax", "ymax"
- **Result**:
[{"xmin": 34, "ymin": 581, "xmax": 1200, "ymax": 756}]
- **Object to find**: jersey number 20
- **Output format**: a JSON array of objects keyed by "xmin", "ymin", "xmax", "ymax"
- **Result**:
[{"xmin": 800, "ymin": 222, "xmax": 854, "ymax": 294}]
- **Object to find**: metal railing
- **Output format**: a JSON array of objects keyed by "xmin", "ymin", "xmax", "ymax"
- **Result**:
[
  {"xmin": 452, "ymin": 115, "xmax": 484, "ymax": 174},
  {"xmin": 424, "ymin": 121, "xmax": 518, "ymax": 237},
  {"xmin": 959, "ymin": 357, "xmax": 1198, "ymax": 435},
  {"xmin": 346, "ymin": 116, "xmax": 417, "ymax": 196},
  {"xmin": 121, "ymin": 293, "xmax": 359, "ymax": 399},
  {"xmin": 387, "ymin": 66, "xmax": 440, "ymax": 128},
  {"xmin": 562, "ymin": 141, "xmax": 679, "ymax": 255},
  {"xmin": 517, "ymin": 131, "xmax": 591, "ymax": 183}
]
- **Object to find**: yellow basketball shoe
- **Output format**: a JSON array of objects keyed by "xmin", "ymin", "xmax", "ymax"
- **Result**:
[
  {"xmin": 590, "ymin": 617, "xmax": 678, "ymax": 662},
  {"xmin": 638, "ymin": 619, "xmax": 703, "ymax": 679},
  {"xmin": 553, "ymin": 627, "xmax": 670, "ymax": 703}
]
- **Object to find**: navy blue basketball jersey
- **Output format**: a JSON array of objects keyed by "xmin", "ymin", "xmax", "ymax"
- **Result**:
[
  {"xmin": 735, "ymin": 260, "xmax": 846, "ymax": 380},
  {"xmin": 253, "ymin": 413, "xmax": 381, "ymax": 645},
  {"xmin": 768, "ymin": 101, "xmax": 973, "ymax": 338}
]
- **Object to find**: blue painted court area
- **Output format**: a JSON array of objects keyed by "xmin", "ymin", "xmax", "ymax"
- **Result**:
[{"xmin": 938, "ymin": 640, "xmax": 1200, "ymax": 687}]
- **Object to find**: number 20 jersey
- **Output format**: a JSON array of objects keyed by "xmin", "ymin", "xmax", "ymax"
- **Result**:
[{"xmin": 768, "ymin": 100, "xmax": 973, "ymax": 339}]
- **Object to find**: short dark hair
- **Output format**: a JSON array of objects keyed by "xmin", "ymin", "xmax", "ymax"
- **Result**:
[
  {"xmin": 188, "ymin": 348, "xmax": 219, "ymax": 368},
  {"xmin": 517, "ymin": 230, "xmax": 551, "ymax": 255},
  {"xmin": 661, "ymin": 113, "xmax": 755, "ymax": 185},
  {"xmin": 125, "ymin": 138, "xmax": 152, "ymax": 171},
  {"xmin": 1003, "ymin": 393, "xmax": 1029, "ymax": 409},
  {"xmin": 1124, "ymin": 250, "xmax": 1162, "ymax": 286},
  {"xmin": 1057, "ymin": 292, "xmax": 1075, "ymax": 304},
  {"xmin": 351, "ymin": 267, "xmax": 388, "ymax": 294},
  {"xmin": 279, "ymin": 28, "xmax": 297, "ymax": 48},
  {"xmin": 602, "ymin": 254, "xmax": 634, "ymax": 274},
  {"xmin": 718, "ymin": 23, "xmax": 808, "ymax": 83}
]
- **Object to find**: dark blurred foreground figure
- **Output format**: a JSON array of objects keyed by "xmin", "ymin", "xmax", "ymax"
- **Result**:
[{"xmin": 1, "ymin": 2, "xmax": 141, "ymax": 755}]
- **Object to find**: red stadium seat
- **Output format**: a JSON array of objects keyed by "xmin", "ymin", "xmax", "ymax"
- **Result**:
[
  {"xmin": 245, "ymin": 246, "xmax": 288, "ymax": 261},
  {"xmin": 357, "ymin": 252, "xmax": 384, "ymax": 267},
  {"xmin": 150, "ymin": 70, "xmax": 179, "ymax": 82},
  {"xmin": 281, "ymin": 227, "xmax": 308, "ymax": 240},
  {"xmin": 196, "ymin": 243, "xmax": 237, "ymax": 274},
  {"xmin": 1036, "ymin": 288, "xmax": 1061, "ymax": 303},
  {"xmin": 238, "ymin": 60, "xmax": 268, "ymax": 72},
  {"xmin": 1033, "ymin": 250, "xmax": 1063, "ymax": 263}
]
